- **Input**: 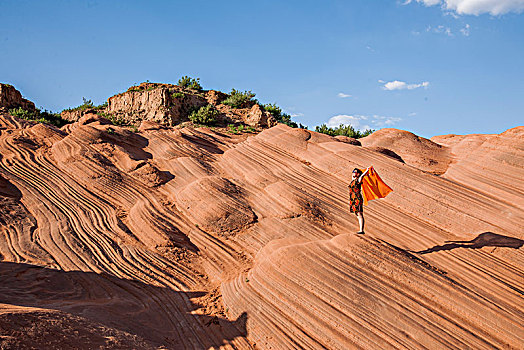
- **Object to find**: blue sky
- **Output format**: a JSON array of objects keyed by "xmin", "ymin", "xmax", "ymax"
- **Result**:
[{"xmin": 1, "ymin": 0, "xmax": 523, "ymax": 137}]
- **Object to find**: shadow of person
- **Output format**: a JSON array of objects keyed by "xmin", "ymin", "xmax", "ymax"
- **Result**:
[
  {"xmin": 0, "ymin": 262, "xmax": 249, "ymax": 349},
  {"xmin": 415, "ymin": 232, "xmax": 524, "ymax": 255}
]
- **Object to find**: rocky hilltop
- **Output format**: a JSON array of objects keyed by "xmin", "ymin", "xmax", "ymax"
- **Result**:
[
  {"xmin": 59, "ymin": 82, "xmax": 277, "ymax": 129},
  {"xmin": 0, "ymin": 84, "xmax": 523, "ymax": 349}
]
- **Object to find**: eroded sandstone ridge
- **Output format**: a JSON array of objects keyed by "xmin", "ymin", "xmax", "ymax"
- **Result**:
[
  {"xmin": 0, "ymin": 84, "xmax": 36, "ymax": 112},
  {"xmin": 0, "ymin": 86, "xmax": 523, "ymax": 349}
]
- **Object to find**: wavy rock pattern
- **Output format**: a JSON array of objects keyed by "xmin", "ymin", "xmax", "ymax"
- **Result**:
[
  {"xmin": 360, "ymin": 128, "xmax": 452, "ymax": 174},
  {"xmin": 0, "ymin": 113, "xmax": 522, "ymax": 349},
  {"xmin": 432, "ymin": 127, "xmax": 524, "ymax": 208}
]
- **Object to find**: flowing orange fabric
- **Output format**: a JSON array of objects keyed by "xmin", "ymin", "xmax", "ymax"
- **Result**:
[{"xmin": 360, "ymin": 166, "xmax": 393, "ymax": 205}]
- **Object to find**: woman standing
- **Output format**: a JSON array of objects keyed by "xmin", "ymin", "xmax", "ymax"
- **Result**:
[{"xmin": 348, "ymin": 167, "xmax": 370, "ymax": 234}]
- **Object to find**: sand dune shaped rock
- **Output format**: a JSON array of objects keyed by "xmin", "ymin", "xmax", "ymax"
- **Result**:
[{"xmin": 0, "ymin": 109, "xmax": 523, "ymax": 349}]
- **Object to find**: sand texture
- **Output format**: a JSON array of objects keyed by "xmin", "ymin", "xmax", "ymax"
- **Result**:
[{"xmin": 0, "ymin": 113, "xmax": 522, "ymax": 349}]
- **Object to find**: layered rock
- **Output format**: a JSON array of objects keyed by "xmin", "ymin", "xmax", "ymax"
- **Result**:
[
  {"xmin": 432, "ymin": 126, "xmax": 524, "ymax": 205},
  {"xmin": 0, "ymin": 110, "xmax": 523, "ymax": 349},
  {"xmin": 360, "ymin": 128, "xmax": 451, "ymax": 174},
  {"xmin": 334, "ymin": 135, "xmax": 361, "ymax": 146},
  {"xmin": 60, "ymin": 108, "xmax": 97, "ymax": 122},
  {"xmin": 107, "ymin": 83, "xmax": 208, "ymax": 126}
]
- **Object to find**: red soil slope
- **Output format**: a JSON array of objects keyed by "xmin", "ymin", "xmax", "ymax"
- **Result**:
[{"xmin": 0, "ymin": 113, "xmax": 522, "ymax": 349}]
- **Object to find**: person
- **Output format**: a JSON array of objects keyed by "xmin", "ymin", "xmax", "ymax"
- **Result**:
[{"xmin": 348, "ymin": 167, "xmax": 370, "ymax": 234}]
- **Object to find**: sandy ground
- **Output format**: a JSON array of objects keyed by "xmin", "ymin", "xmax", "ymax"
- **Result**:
[{"xmin": 0, "ymin": 113, "xmax": 522, "ymax": 349}]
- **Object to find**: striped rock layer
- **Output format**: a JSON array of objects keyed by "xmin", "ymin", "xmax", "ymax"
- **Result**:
[{"xmin": 0, "ymin": 113, "xmax": 522, "ymax": 349}]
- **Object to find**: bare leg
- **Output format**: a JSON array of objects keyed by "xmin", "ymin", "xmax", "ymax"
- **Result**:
[{"xmin": 356, "ymin": 212, "xmax": 365, "ymax": 233}]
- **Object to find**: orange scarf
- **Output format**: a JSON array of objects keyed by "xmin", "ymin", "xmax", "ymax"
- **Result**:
[{"xmin": 360, "ymin": 166, "xmax": 393, "ymax": 205}]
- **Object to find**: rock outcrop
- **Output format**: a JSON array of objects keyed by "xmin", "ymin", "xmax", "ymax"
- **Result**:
[
  {"xmin": 0, "ymin": 83, "xmax": 36, "ymax": 112},
  {"xmin": 107, "ymin": 83, "xmax": 208, "ymax": 126},
  {"xmin": 60, "ymin": 108, "xmax": 95, "ymax": 122},
  {"xmin": 244, "ymin": 104, "xmax": 277, "ymax": 128},
  {"xmin": 334, "ymin": 135, "xmax": 361, "ymax": 146},
  {"xmin": 107, "ymin": 82, "xmax": 277, "ymax": 128}
]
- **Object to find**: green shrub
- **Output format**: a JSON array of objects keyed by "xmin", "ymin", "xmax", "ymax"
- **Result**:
[
  {"xmin": 222, "ymin": 89, "xmax": 257, "ymax": 108},
  {"xmin": 110, "ymin": 115, "xmax": 128, "ymax": 126},
  {"xmin": 227, "ymin": 124, "xmax": 239, "ymax": 134},
  {"xmin": 261, "ymin": 103, "xmax": 298, "ymax": 128},
  {"xmin": 172, "ymin": 92, "xmax": 185, "ymax": 99},
  {"xmin": 315, "ymin": 123, "xmax": 374, "ymax": 138},
  {"xmin": 63, "ymin": 97, "xmax": 96, "ymax": 112},
  {"xmin": 97, "ymin": 112, "xmax": 128, "ymax": 126},
  {"xmin": 8, "ymin": 107, "xmax": 69, "ymax": 128},
  {"xmin": 226, "ymin": 124, "xmax": 253, "ymax": 134},
  {"xmin": 8, "ymin": 107, "xmax": 34, "ymax": 120},
  {"xmin": 262, "ymin": 103, "xmax": 281, "ymax": 117},
  {"xmin": 95, "ymin": 102, "xmax": 108, "ymax": 110},
  {"xmin": 78, "ymin": 97, "xmax": 95, "ymax": 110},
  {"xmin": 77, "ymin": 98, "xmax": 93, "ymax": 110},
  {"xmin": 178, "ymin": 76, "xmax": 202, "ymax": 91},
  {"xmin": 189, "ymin": 104, "xmax": 218, "ymax": 125}
]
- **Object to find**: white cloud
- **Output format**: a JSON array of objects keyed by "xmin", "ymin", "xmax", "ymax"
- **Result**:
[
  {"xmin": 371, "ymin": 115, "xmax": 403, "ymax": 127},
  {"xmin": 460, "ymin": 23, "xmax": 470, "ymax": 36},
  {"xmin": 327, "ymin": 115, "xmax": 363, "ymax": 128},
  {"xmin": 404, "ymin": 0, "xmax": 440, "ymax": 5},
  {"xmin": 382, "ymin": 80, "xmax": 430, "ymax": 90},
  {"xmin": 405, "ymin": 0, "xmax": 524, "ymax": 15},
  {"xmin": 384, "ymin": 81, "xmax": 407, "ymax": 90},
  {"xmin": 326, "ymin": 115, "xmax": 371, "ymax": 130},
  {"xmin": 290, "ymin": 112, "xmax": 304, "ymax": 118},
  {"xmin": 427, "ymin": 24, "xmax": 454, "ymax": 35},
  {"xmin": 338, "ymin": 92, "xmax": 352, "ymax": 98},
  {"xmin": 444, "ymin": 9, "xmax": 461, "ymax": 18},
  {"xmin": 326, "ymin": 114, "xmax": 401, "ymax": 130}
]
